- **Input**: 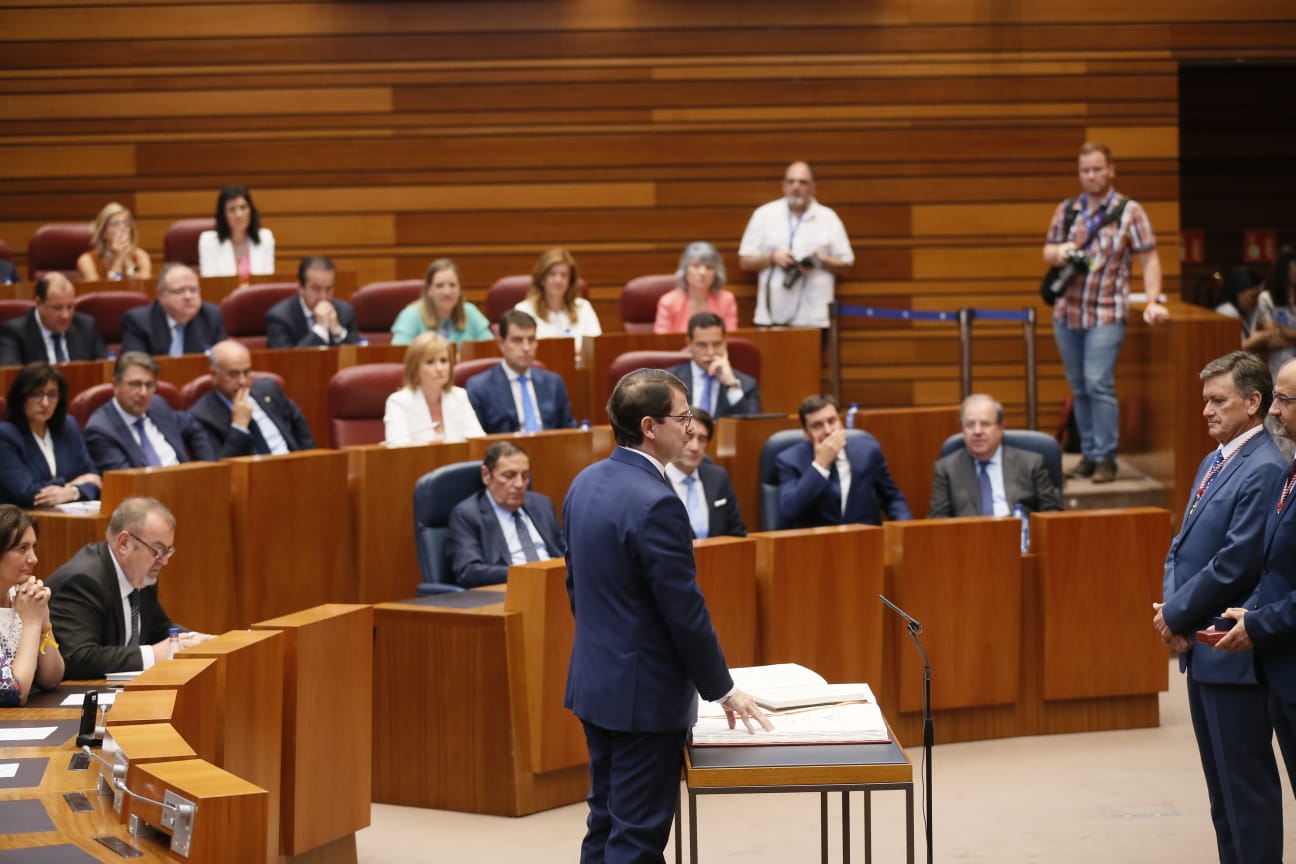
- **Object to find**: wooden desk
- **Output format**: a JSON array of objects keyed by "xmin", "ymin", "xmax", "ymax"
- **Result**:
[
  {"xmin": 101, "ymin": 462, "xmax": 238, "ymax": 635},
  {"xmin": 123, "ymin": 657, "xmax": 221, "ymax": 765},
  {"xmin": 253, "ymin": 604, "xmax": 371, "ymax": 859},
  {"xmin": 228, "ymin": 450, "xmax": 354, "ymax": 623},
  {"xmin": 693, "ymin": 536, "xmax": 757, "ymax": 668},
  {"xmin": 346, "ymin": 440, "xmax": 472, "ymax": 603},
  {"xmin": 857, "ymin": 405, "xmax": 961, "ymax": 522},
  {"xmin": 753, "ymin": 526, "xmax": 885, "ymax": 687}
]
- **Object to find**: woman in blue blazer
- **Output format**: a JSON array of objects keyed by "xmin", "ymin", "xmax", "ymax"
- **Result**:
[{"xmin": 0, "ymin": 364, "xmax": 101, "ymax": 507}]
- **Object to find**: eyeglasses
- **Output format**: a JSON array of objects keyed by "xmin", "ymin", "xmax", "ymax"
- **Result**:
[
  {"xmin": 122, "ymin": 379, "xmax": 158, "ymax": 391},
  {"xmin": 658, "ymin": 411, "xmax": 694, "ymax": 427},
  {"xmin": 26, "ymin": 390, "xmax": 59, "ymax": 404},
  {"xmin": 128, "ymin": 532, "xmax": 176, "ymax": 561},
  {"xmin": 1274, "ymin": 391, "xmax": 1296, "ymax": 406}
]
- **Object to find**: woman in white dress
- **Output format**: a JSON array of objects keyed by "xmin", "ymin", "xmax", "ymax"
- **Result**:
[
  {"xmin": 383, "ymin": 332, "xmax": 485, "ymax": 446},
  {"xmin": 513, "ymin": 247, "xmax": 602, "ymax": 340},
  {"xmin": 0, "ymin": 507, "xmax": 63, "ymax": 706}
]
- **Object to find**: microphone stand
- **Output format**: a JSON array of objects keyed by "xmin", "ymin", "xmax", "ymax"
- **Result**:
[{"xmin": 880, "ymin": 594, "xmax": 933, "ymax": 864}]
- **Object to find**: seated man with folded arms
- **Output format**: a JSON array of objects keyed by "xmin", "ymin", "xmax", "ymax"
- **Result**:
[
  {"xmin": 465, "ymin": 310, "xmax": 576, "ymax": 434},
  {"xmin": 665, "ymin": 312, "xmax": 761, "ymax": 417},
  {"xmin": 48, "ymin": 497, "xmax": 211, "ymax": 679},
  {"xmin": 84, "ymin": 352, "xmax": 215, "ymax": 472},
  {"xmin": 265, "ymin": 255, "xmax": 359, "ymax": 348},
  {"xmin": 928, "ymin": 393, "xmax": 1061, "ymax": 517},
  {"xmin": 121, "ymin": 263, "xmax": 227, "ymax": 357},
  {"xmin": 446, "ymin": 441, "xmax": 565, "ymax": 588},
  {"xmin": 189, "ymin": 340, "xmax": 315, "ymax": 457},
  {"xmin": 666, "ymin": 408, "xmax": 746, "ymax": 538},
  {"xmin": 777, "ymin": 394, "xmax": 911, "ymax": 528},
  {"xmin": 0, "ymin": 273, "xmax": 107, "ymax": 366}
]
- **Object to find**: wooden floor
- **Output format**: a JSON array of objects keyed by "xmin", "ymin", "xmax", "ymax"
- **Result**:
[{"xmin": 356, "ymin": 658, "xmax": 1296, "ymax": 862}]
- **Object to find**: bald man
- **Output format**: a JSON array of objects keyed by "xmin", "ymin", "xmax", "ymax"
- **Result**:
[
  {"xmin": 188, "ymin": 340, "xmax": 315, "ymax": 458},
  {"xmin": 0, "ymin": 273, "xmax": 107, "ymax": 365}
]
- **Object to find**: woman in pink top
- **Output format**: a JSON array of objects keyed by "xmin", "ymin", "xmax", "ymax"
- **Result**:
[{"xmin": 653, "ymin": 241, "xmax": 738, "ymax": 333}]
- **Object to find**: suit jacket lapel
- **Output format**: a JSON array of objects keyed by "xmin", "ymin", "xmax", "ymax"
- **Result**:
[
  {"xmin": 1266, "ymin": 473, "xmax": 1296, "ymax": 551},
  {"xmin": 147, "ymin": 403, "xmax": 187, "ymax": 461},
  {"xmin": 149, "ymin": 303, "xmax": 170, "ymax": 353},
  {"xmin": 953, "ymin": 453, "xmax": 979, "ymax": 516},
  {"xmin": 477, "ymin": 492, "xmax": 510, "ymax": 566},
  {"xmin": 21, "ymin": 432, "xmax": 53, "ymax": 482},
  {"xmin": 22, "ymin": 314, "xmax": 48, "ymax": 362},
  {"xmin": 95, "ymin": 544, "xmax": 126, "ymax": 646},
  {"xmin": 107, "ymin": 406, "xmax": 149, "ymax": 466}
]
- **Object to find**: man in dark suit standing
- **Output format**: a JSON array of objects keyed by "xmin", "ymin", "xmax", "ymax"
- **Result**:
[
  {"xmin": 0, "ymin": 272, "xmax": 107, "ymax": 365},
  {"xmin": 665, "ymin": 407, "xmax": 746, "ymax": 538},
  {"xmin": 47, "ymin": 497, "xmax": 212, "ymax": 679},
  {"xmin": 446, "ymin": 441, "xmax": 564, "ymax": 588},
  {"xmin": 265, "ymin": 255, "xmax": 359, "ymax": 348},
  {"xmin": 121, "ymin": 263, "xmax": 227, "ymax": 356},
  {"xmin": 1218, "ymin": 357, "xmax": 1296, "ymax": 792},
  {"xmin": 1152, "ymin": 351, "xmax": 1286, "ymax": 863},
  {"xmin": 84, "ymin": 352, "xmax": 215, "ymax": 472},
  {"xmin": 466, "ymin": 310, "xmax": 575, "ymax": 434},
  {"xmin": 777, "ymin": 394, "xmax": 911, "ymax": 529},
  {"xmin": 189, "ymin": 340, "xmax": 315, "ymax": 458},
  {"xmin": 665, "ymin": 312, "xmax": 761, "ymax": 417},
  {"xmin": 928, "ymin": 394, "xmax": 1061, "ymax": 517},
  {"xmin": 564, "ymin": 368, "xmax": 769, "ymax": 863}
]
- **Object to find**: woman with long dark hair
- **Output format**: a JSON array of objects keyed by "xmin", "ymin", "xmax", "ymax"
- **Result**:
[{"xmin": 0, "ymin": 363, "xmax": 100, "ymax": 507}]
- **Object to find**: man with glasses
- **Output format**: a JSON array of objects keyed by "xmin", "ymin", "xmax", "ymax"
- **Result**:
[
  {"xmin": 48, "ymin": 497, "xmax": 211, "ymax": 679},
  {"xmin": 121, "ymin": 262, "xmax": 227, "ymax": 356},
  {"xmin": 777, "ymin": 394, "xmax": 911, "ymax": 528},
  {"xmin": 564, "ymin": 369, "xmax": 770, "ymax": 863},
  {"xmin": 739, "ymin": 161, "xmax": 854, "ymax": 331},
  {"xmin": 190, "ymin": 340, "xmax": 314, "ymax": 457},
  {"xmin": 0, "ymin": 272, "xmax": 107, "ymax": 365},
  {"xmin": 84, "ymin": 352, "xmax": 215, "ymax": 472}
]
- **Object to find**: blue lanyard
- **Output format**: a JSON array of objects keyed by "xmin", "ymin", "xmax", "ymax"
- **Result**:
[
  {"xmin": 787, "ymin": 211, "xmax": 805, "ymax": 247},
  {"xmin": 1078, "ymin": 192, "xmax": 1115, "ymax": 240}
]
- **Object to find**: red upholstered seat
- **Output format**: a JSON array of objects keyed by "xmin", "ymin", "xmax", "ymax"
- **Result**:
[
  {"xmin": 606, "ymin": 350, "xmax": 690, "ymax": 393},
  {"xmin": 28, "ymin": 224, "xmax": 93, "ymax": 281},
  {"xmin": 452, "ymin": 357, "xmax": 546, "ymax": 388},
  {"xmin": 485, "ymin": 275, "xmax": 590, "ymax": 325},
  {"xmin": 163, "ymin": 218, "xmax": 215, "ymax": 267},
  {"xmin": 351, "ymin": 280, "xmax": 422, "ymax": 345},
  {"xmin": 220, "ymin": 282, "xmax": 298, "ymax": 350},
  {"xmin": 620, "ymin": 274, "xmax": 676, "ymax": 333},
  {"xmin": 327, "ymin": 363, "xmax": 404, "ymax": 448},
  {"xmin": 68, "ymin": 380, "xmax": 182, "ymax": 430},
  {"xmin": 0, "ymin": 299, "xmax": 34, "ymax": 324},
  {"xmin": 179, "ymin": 371, "xmax": 287, "ymax": 409},
  {"xmin": 73, "ymin": 291, "xmax": 151, "ymax": 346},
  {"xmin": 723, "ymin": 337, "xmax": 761, "ymax": 380}
]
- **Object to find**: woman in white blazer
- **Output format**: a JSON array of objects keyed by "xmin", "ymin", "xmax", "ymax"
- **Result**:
[
  {"xmin": 383, "ymin": 332, "xmax": 485, "ymax": 446},
  {"xmin": 197, "ymin": 185, "xmax": 275, "ymax": 279}
]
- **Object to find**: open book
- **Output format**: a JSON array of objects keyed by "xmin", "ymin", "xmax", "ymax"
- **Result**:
[{"xmin": 692, "ymin": 664, "xmax": 889, "ymax": 746}]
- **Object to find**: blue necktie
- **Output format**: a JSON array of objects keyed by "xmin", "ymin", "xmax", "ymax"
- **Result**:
[
  {"xmin": 518, "ymin": 374, "xmax": 541, "ymax": 433},
  {"xmin": 684, "ymin": 475, "xmax": 708, "ymax": 539},
  {"xmin": 52, "ymin": 334, "xmax": 67, "ymax": 363},
  {"xmin": 133, "ymin": 418, "xmax": 162, "ymax": 467},
  {"xmin": 978, "ymin": 460, "xmax": 994, "ymax": 515},
  {"xmin": 700, "ymin": 374, "xmax": 714, "ymax": 413},
  {"xmin": 169, "ymin": 322, "xmax": 185, "ymax": 356}
]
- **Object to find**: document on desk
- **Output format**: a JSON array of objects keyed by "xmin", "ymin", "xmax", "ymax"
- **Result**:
[
  {"xmin": 692, "ymin": 700, "xmax": 890, "ymax": 746},
  {"xmin": 0, "ymin": 763, "xmax": 17, "ymax": 779},
  {"xmin": 0, "ymin": 726, "xmax": 57, "ymax": 742},
  {"xmin": 60, "ymin": 690, "xmax": 116, "ymax": 708},
  {"xmin": 728, "ymin": 663, "xmax": 876, "ymax": 711}
]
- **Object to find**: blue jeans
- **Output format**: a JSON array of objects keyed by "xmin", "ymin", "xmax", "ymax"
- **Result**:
[{"xmin": 1053, "ymin": 320, "xmax": 1125, "ymax": 461}]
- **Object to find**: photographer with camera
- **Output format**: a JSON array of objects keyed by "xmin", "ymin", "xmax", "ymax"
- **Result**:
[
  {"xmin": 1043, "ymin": 142, "xmax": 1167, "ymax": 484},
  {"xmin": 740, "ymin": 161, "xmax": 854, "ymax": 334}
]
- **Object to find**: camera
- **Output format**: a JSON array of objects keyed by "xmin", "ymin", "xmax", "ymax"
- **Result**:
[
  {"xmin": 782, "ymin": 255, "xmax": 819, "ymax": 289},
  {"xmin": 1044, "ymin": 250, "xmax": 1089, "ymax": 298}
]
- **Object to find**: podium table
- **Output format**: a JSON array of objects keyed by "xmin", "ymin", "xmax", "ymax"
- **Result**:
[{"xmin": 679, "ymin": 728, "xmax": 914, "ymax": 864}]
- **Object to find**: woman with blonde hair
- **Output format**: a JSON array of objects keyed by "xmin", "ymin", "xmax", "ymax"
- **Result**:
[
  {"xmin": 515, "ymin": 247, "xmax": 602, "ymax": 340},
  {"xmin": 77, "ymin": 203, "xmax": 151, "ymax": 282},
  {"xmin": 391, "ymin": 259, "xmax": 492, "ymax": 346},
  {"xmin": 383, "ymin": 332, "xmax": 485, "ymax": 445}
]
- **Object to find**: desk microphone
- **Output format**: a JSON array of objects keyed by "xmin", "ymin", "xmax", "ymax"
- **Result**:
[
  {"xmin": 878, "ymin": 594, "xmax": 922, "ymax": 635},
  {"xmin": 878, "ymin": 593, "xmax": 934, "ymax": 864},
  {"xmin": 75, "ymin": 691, "xmax": 102, "ymax": 749}
]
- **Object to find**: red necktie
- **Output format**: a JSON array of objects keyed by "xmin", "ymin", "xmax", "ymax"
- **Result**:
[{"xmin": 1278, "ymin": 461, "xmax": 1296, "ymax": 514}]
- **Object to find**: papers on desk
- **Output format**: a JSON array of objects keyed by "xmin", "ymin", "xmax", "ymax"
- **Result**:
[
  {"xmin": 693, "ymin": 663, "xmax": 889, "ymax": 746},
  {"xmin": 105, "ymin": 671, "xmax": 142, "ymax": 682},
  {"xmin": 53, "ymin": 500, "xmax": 101, "ymax": 515},
  {"xmin": 60, "ymin": 691, "xmax": 116, "ymax": 708},
  {"xmin": 0, "ymin": 764, "xmax": 18, "ymax": 779},
  {"xmin": 0, "ymin": 726, "xmax": 57, "ymax": 742}
]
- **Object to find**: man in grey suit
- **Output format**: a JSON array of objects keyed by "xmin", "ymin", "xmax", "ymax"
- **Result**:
[
  {"xmin": 1154, "ymin": 351, "xmax": 1286, "ymax": 863},
  {"xmin": 928, "ymin": 393, "xmax": 1061, "ymax": 517}
]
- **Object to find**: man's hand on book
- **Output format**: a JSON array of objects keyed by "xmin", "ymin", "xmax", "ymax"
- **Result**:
[{"xmin": 720, "ymin": 690, "xmax": 775, "ymax": 734}]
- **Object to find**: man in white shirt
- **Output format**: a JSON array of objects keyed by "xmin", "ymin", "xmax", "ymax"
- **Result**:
[{"xmin": 739, "ymin": 161, "xmax": 854, "ymax": 330}]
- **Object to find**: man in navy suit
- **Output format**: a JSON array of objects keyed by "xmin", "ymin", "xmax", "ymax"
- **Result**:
[
  {"xmin": 0, "ymin": 273, "xmax": 107, "ymax": 365},
  {"xmin": 1218, "ymin": 357, "xmax": 1296, "ymax": 789},
  {"xmin": 265, "ymin": 256, "xmax": 359, "ymax": 348},
  {"xmin": 564, "ymin": 368, "xmax": 770, "ymax": 863},
  {"xmin": 189, "ymin": 340, "xmax": 315, "ymax": 458},
  {"xmin": 665, "ymin": 408, "xmax": 746, "ymax": 538},
  {"xmin": 121, "ymin": 263, "xmax": 227, "ymax": 356},
  {"xmin": 1154, "ymin": 351, "xmax": 1286, "ymax": 864},
  {"xmin": 777, "ymin": 394, "xmax": 911, "ymax": 529},
  {"xmin": 466, "ymin": 310, "xmax": 575, "ymax": 434},
  {"xmin": 665, "ymin": 312, "xmax": 761, "ymax": 417},
  {"xmin": 84, "ymin": 352, "xmax": 216, "ymax": 473},
  {"xmin": 446, "ymin": 441, "xmax": 564, "ymax": 587}
]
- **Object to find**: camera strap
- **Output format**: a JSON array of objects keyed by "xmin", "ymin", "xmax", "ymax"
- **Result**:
[{"xmin": 1073, "ymin": 195, "xmax": 1128, "ymax": 252}]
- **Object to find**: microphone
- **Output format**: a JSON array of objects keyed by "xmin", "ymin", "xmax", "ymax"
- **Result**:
[
  {"xmin": 878, "ymin": 593, "xmax": 923, "ymax": 634},
  {"xmin": 75, "ymin": 691, "xmax": 103, "ymax": 749}
]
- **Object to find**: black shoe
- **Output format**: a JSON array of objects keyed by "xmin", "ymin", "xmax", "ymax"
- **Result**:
[
  {"xmin": 1067, "ymin": 457, "xmax": 1097, "ymax": 479},
  {"xmin": 1092, "ymin": 458, "xmax": 1118, "ymax": 484}
]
